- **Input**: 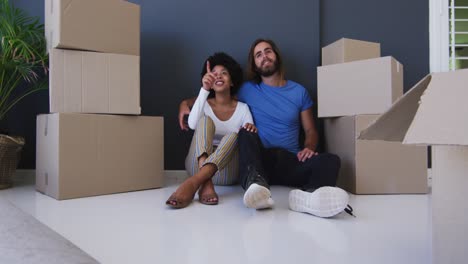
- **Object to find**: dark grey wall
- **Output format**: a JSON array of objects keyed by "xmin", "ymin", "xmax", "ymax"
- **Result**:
[
  {"xmin": 6, "ymin": 0, "xmax": 430, "ymax": 170},
  {"xmin": 7, "ymin": 0, "xmax": 320, "ymax": 169},
  {"xmin": 137, "ymin": 0, "xmax": 321, "ymax": 169},
  {"xmin": 320, "ymin": 0, "xmax": 430, "ymax": 92}
]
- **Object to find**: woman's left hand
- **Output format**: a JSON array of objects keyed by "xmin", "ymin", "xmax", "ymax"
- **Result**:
[{"xmin": 242, "ymin": 123, "xmax": 257, "ymax": 133}]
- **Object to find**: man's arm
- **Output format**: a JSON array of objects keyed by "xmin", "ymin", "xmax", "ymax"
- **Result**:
[
  {"xmin": 297, "ymin": 108, "xmax": 319, "ymax": 162},
  {"xmin": 178, "ymin": 97, "xmax": 196, "ymax": 130}
]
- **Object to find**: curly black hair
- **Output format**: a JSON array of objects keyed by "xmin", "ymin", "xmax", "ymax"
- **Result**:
[{"xmin": 201, "ymin": 52, "xmax": 243, "ymax": 98}]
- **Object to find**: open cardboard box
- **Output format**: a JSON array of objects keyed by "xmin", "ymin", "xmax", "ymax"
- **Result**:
[
  {"xmin": 359, "ymin": 69, "xmax": 468, "ymax": 264},
  {"xmin": 325, "ymin": 114, "xmax": 427, "ymax": 194}
]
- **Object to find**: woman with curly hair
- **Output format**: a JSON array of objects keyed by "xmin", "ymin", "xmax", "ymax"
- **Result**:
[{"xmin": 166, "ymin": 52, "xmax": 256, "ymax": 208}]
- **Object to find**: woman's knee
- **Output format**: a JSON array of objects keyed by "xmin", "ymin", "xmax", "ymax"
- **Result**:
[
  {"xmin": 196, "ymin": 115, "xmax": 215, "ymax": 131},
  {"xmin": 200, "ymin": 115, "xmax": 214, "ymax": 123},
  {"xmin": 222, "ymin": 132, "xmax": 238, "ymax": 141}
]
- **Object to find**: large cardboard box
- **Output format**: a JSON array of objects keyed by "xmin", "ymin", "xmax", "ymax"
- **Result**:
[
  {"xmin": 318, "ymin": 56, "xmax": 403, "ymax": 118},
  {"xmin": 36, "ymin": 113, "xmax": 164, "ymax": 200},
  {"xmin": 324, "ymin": 115, "xmax": 427, "ymax": 194},
  {"xmin": 49, "ymin": 49, "xmax": 141, "ymax": 115},
  {"xmin": 359, "ymin": 69, "xmax": 468, "ymax": 264},
  {"xmin": 322, "ymin": 38, "xmax": 380, "ymax": 66},
  {"xmin": 45, "ymin": 0, "xmax": 140, "ymax": 55}
]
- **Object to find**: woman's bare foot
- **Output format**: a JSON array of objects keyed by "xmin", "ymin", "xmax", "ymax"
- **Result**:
[
  {"xmin": 198, "ymin": 179, "xmax": 218, "ymax": 205},
  {"xmin": 166, "ymin": 178, "xmax": 198, "ymax": 208}
]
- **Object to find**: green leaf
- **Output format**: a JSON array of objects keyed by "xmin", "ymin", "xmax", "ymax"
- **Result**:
[{"xmin": 0, "ymin": 0, "xmax": 48, "ymax": 122}]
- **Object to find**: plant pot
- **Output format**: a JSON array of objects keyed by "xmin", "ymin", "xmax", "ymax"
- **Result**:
[{"xmin": 0, "ymin": 135, "xmax": 25, "ymax": 190}]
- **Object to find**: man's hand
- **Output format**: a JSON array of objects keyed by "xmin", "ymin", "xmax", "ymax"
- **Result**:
[
  {"xmin": 242, "ymin": 123, "xmax": 257, "ymax": 133},
  {"xmin": 202, "ymin": 61, "xmax": 216, "ymax": 91},
  {"xmin": 178, "ymin": 101, "xmax": 191, "ymax": 131},
  {"xmin": 297, "ymin": 147, "xmax": 318, "ymax": 162}
]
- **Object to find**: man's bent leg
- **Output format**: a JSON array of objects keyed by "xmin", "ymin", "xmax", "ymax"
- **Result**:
[
  {"xmin": 238, "ymin": 129, "xmax": 273, "ymax": 209},
  {"xmin": 238, "ymin": 129, "xmax": 269, "ymax": 189}
]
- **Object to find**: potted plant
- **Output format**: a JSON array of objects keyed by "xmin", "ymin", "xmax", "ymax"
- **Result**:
[{"xmin": 0, "ymin": 0, "xmax": 48, "ymax": 189}]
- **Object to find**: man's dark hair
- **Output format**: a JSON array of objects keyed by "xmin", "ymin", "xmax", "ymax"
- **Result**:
[
  {"xmin": 246, "ymin": 38, "xmax": 285, "ymax": 84},
  {"xmin": 201, "ymin": 52, "xmax": 243, "ymax": 98}
]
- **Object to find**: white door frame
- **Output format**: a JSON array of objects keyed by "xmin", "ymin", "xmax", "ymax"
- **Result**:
[{"xmin": 429, "ymin": 0, "xmax": 449, "ymax": 72}]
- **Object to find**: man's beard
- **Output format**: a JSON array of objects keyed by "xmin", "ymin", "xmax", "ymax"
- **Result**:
[{"xmin": 256, "ymin": 59, "xmax": 279, "ymax": 77}]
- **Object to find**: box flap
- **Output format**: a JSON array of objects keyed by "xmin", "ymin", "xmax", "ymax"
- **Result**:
[
  {"xmin": 358, "ymin": 74, "xmax": 431, "ymax": 142},
  {"xmin": 403, "ymin": 69, "xmax": 468, "ymax": 145},
  {"xmin": 360, "ymin": 69, "xmax": 468, "ymax": 146}
]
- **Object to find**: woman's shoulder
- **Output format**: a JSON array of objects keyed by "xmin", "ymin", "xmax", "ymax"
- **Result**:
[{"xmin": 236, "ymin": 100, "xmax": 250, "ymax": 110}]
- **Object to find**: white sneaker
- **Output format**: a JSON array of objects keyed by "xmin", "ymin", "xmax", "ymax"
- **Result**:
[
  {"xmin": 288, "ymin": 187, "xmax": 349, "ymax": 218},
  {"xmin": 243, "ymin": 183, "xmax": 274, "ymax": 209}
]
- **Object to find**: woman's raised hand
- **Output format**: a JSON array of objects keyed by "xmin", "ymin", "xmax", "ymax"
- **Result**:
[{"xmin": 202, "ymin": 61, "xmax": 216, "ymax": 91}]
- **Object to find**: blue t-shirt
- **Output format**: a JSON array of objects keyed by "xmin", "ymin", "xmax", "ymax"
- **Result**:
[{"xmin": 237, "ymin": 80, "xmax": 313, "ymax": 153}]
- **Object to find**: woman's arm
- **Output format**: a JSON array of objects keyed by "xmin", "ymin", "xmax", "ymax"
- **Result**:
[{"xmin": 182, "ymin": 60, "xmax": 216, "ymax": 130}]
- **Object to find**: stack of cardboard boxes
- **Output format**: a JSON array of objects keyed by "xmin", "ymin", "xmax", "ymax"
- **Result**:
[
  {"xmin": 317, "ymin": 38, "xmax": 427, "ymax": 194},
  {"xmin": 36, "ymin": 0, "xmax": 164, "ymax": 200}
]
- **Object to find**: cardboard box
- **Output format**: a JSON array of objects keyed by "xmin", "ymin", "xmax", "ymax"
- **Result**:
[
  {"xmin": 36, "ymin": 113, "xmax": 164, "ymax": 200},
  {"xmin": 431, "ymin": 146, "xmax": 468, "ymax": 264},
  {"xmin": 318, "ymin": 56, "xmax": 403, "ymax": 118},
  {"xmin": 324, "ymin": 115, "xmax": 427, "ymax": 194},
  {"xmin": 49, "ymin": 49, "xmax": 141, "ymax": 115},
  {"xmin": 359, "ymin": 69, "xmax": 468, "ymax": 264},
  {"xmin": 45, "ymin": 0, "xmax": 140, "ymax": 55},
  {"xmin": 322, "ymin": 38, "xmax": 381, "ymax": 66}
]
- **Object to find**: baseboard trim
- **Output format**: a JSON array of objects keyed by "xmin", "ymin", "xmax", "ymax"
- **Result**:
[
  {"xmin": 165, "ymin": 170, "xmax": 188, "ymax": 180},
  {"xmin": 15, "ymin": 169, "xmax": 35, "ymax": 178},
  {"xmin": 16, "ymin": 169, "xmax": 188, "ymax": 181}
]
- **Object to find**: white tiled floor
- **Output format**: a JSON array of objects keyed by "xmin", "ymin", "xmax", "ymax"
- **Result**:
[{"xmin": 1, "ymin": 171, "xmax": 431, "ymax": 264}]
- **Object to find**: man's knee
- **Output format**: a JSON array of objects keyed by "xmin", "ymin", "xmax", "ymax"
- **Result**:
[
  {"xmin": 239, "ymin": 128, "xmax": 258, "ymax": 142},
  {"xmin": 319, "ymin": 153, "xmax": 341, "ymax": 169}
]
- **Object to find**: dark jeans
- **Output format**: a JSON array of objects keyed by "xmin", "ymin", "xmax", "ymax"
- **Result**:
[{"xmin": 239, "ymin": 129, "xmax": 341, "ymax": 191}]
